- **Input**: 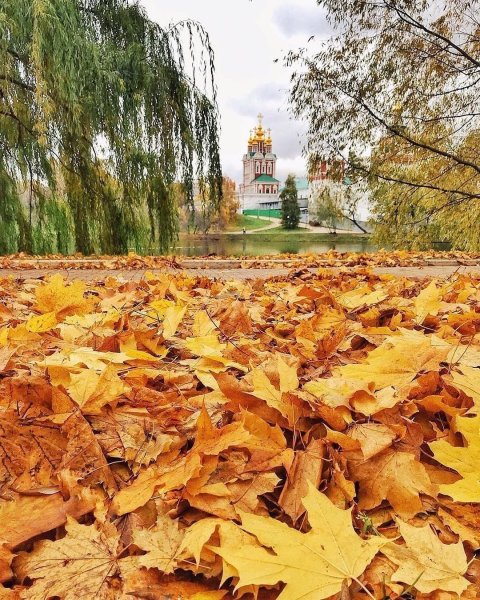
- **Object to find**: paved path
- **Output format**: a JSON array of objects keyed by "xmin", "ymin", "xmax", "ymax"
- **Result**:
[{"xmin": 1, "ymin": 264, "xmax": 480, "ymax": 282}]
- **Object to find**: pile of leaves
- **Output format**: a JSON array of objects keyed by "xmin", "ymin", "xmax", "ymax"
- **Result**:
[
  {"xmin": 1, "ymin": 267, "xmax": 480, "ymax": 598},
  {"xmin": 2, "ymin": 249, "xmax": 480, "ymax": 271}
]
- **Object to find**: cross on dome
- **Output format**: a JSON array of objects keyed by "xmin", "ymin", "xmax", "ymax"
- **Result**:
[{"xmin": 247, "ymin": 113, "xmax": 273, "ymax": 147}]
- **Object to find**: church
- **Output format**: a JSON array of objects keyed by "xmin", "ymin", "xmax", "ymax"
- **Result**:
[{"xmin": 239, "ymin": 114, "xmax": 280, "ymax": 211}]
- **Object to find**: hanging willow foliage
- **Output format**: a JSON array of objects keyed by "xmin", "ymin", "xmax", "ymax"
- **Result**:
[{"xmin": 0, "ymin": 0, "xmax": 222, "ymax": 254}]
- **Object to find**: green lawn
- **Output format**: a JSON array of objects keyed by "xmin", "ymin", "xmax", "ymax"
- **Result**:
[
  {"xmin": 226, "ymin": 227, "xmax": 370, "ymax": 243},
  {"xmin": 226, "ymin": 214, "xmax": 273, "ymax": 232}
]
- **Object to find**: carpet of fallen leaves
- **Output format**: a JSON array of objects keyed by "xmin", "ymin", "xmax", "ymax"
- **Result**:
[
  {"xmin": 2, "ymin": 249, "xmax": 480, "ymax": 270},
  {"xmin": 2, "ymin": 266, "xmax": 480, "ymax": 599}
]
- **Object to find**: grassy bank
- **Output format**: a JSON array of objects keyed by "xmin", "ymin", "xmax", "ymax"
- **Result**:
[
  {"xmin": 222, "ymin": 228, "xmax": 370, "ymax": 243},
  {"xmin": 225, "ymin": 214, "xmax": 272, "ymax": 232}
]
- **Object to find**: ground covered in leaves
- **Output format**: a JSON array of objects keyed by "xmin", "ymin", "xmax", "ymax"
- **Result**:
[
  {"xmin": 1, "ymin": 266, "xmax": 480, "ymax": 599},
  {"xmin": 2, "ymin": 249, "xmax": 480, "ymax": 271}
]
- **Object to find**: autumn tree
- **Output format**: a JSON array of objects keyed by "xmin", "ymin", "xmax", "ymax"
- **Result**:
[
  {"xmin": 216, "ymin": 177, "xmax": 240, "ymax": 230},
  {"xmin": 310, "ymin": 186, "xmax": 340, "ymax": 232},
  {"xmin": 178, "ymin": 176, "xmax": 239, "ymax": 234},
  {"xmin": 287, "ymin": 0, "xmax": 480, "ymax": 249},
  {"xmin": 281, "ymin": 174, "xmax": 300, "ymax": 229},
  {"xmin": 0, "ymin": 1, "xmax": 222, "ymax": 254}
]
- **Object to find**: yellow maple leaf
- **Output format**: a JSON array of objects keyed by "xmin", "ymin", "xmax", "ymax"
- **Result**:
[
  {"xmin": 124, "ymin": 514, "xmax": 185, "ymax": 574},
  {"xmin": 43, "ymin": 347, "xmax": 130, "ymax": 370},
  {"xmin": 67, "ymin": 363, "xmax": 126, "ymax": 414},
  {"xmin": 163, "ymin": 304, "xmax": 187, "ymax": 339},
  {"xmin": 450, "ymin": 366, "xmax": 480, "ymax": 411},
  {"xmin": 383, "ymin": 519, "xmax": 469, "ymax": 594},
  {"xmin": 25, "ymin": 311, "xmax": 58, "ymax": 333},
  {"xmin": 190, "ymin": 592, "xmax": 227, "ymax": 600},
  {"xmin": 430, "ymin": 414, "xmax": 480, "ymax": 501},
  {"xmin": 184, "ymin": 334, "xmax": 246, "ymax": 372},
  {"xmin": 249, "ymin": 355, "xmax": 299, "ymax": 419},
  {"xmin": 193, "ymin": 309, "xmax": 216, "ymax": 337},
  {"xmin": 14, "ymin": 517, "xmax": 120, "ymax": 600},
  {"xmin": 337, "ymin": 286, "xmax": 388, "ymax": 310},
  {"xmin": 414, "ymin": 280, "xmax": 442, "ymax": 324},
  {"xmin": 337, "ymin": 329, "xmax": 449, "ymax": 391},
  {"xmin": 212, "ymin": 483, "xmax": 387, "ymax": 600},
  {"xmin": 34, "ymin": 274, "xmax": 94, "ymax": 317}
]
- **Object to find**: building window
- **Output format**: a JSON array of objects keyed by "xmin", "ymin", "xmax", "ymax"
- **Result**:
[
  {"xmin": 262, "ymin": 163, "xmax": 266, "ymax": 173},
  {"xmin": 266, "ymin": 187, "xmax": 270, "ymax": 194},
  {"xmin": 267, "ymin": 163, "xmax": 272, "ymax": 174},
  {"xmin": 256, "ymin": 162, "xmax": 260, "ymax": 173}
]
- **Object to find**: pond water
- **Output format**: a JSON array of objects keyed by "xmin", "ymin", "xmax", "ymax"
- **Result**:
[{"xmin": 173, "ymin": 235, "xmax": 376, "ymax": 257}]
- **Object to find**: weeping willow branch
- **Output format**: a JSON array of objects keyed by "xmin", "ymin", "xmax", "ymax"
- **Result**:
[{"xmin": 0, "ymin": 0, "xmax": 222, "ymax": 254}]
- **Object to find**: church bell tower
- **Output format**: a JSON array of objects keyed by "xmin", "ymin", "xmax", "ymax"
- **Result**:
[{"xmin": 240, "ymin": 113, "xmax": 280, "ymax": 210}]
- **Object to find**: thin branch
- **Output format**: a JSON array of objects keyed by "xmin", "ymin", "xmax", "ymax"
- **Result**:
[{"xmin": 0, "ymin": 75, "xmax": 36, "ymax": 93}]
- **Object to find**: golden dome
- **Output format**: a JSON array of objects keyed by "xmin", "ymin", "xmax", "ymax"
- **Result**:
[
  {"xmin": 248, "ymin": 117, "xmax": 272, "ymax": 145},
  {"xmin": 252, "ymin": 127, "xmax": 264, "ymax": 142}
]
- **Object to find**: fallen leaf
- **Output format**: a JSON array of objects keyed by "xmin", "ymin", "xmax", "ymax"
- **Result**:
[
  {"xmin": 14, "ymin": 517, "xmax": 120, "ymax": 600},
  {"xmin": 430, "ymin": 414, "xmax": 480, "ymax": 502},
  {"xmin": 383, "ymin": 519, "xmax": 469, "ymax": 594},
  {"xmin": 213, "ymin": 483, "xmax": 387, "ymax": 600},
  {"xmin": 350, "ymin": 449, "xmax": 437, "ymax": 518}
]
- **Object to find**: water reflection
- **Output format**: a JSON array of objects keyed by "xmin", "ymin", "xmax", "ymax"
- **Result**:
[{"xmin": 173, "ymin": 235, "xmax": 375, "ymax": 257}]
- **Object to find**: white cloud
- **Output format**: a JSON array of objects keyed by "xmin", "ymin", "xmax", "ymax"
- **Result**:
[
  {"xmin": 141, "ymin": 0, "xmax": 315, "ymax": 186},
  {"xmin": 229, "ymin": 83, "xmax": 305, "ymax": 161},
  {"xmin": 273, "ymin": 3, "xmax": 332, "ymax": 38}
]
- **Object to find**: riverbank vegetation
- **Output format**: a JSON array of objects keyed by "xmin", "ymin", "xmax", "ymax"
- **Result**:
[{"xmin": 0, "ymin": 1, "xmax": 221, "ymax": 255}]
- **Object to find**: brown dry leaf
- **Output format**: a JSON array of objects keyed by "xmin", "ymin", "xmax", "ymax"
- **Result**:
[
  {"xmin": 89, "ymin": 408, "xmax": 183, "ymax": 465},
  {"xmin": 219, "ymin": 299, "xmax": 253, "ymax": 336},
  {"xmin": 0, "ymin": 413, "xmax": 66, "ymax": 493},
  {"xmin": 122, "ymin": 513, "xmax": 185, "ymax": 575},
  {"xmin": 278, "ymin": 438, "xmax": 325, "ymax": 522},
  {"xmin": 350, "ymin": 449, "xmax": 438, "ymax": 518},
  {"xmin": 0, "ymin": 546, "xmax": 14, "ymax": 584},
  {"xmin": 0, "ymin": 488, "xmax": 100, "ymax": 549},
  {"xmin": 346, "ymin": 422, "xmax": 397, "ymax": 460}
]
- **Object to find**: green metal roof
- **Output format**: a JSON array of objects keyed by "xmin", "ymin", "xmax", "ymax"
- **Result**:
[
  {"xmin": 247, "ymin": 152, "xmax": 277, "ymax": 158},
  {"xmin": 294, "ymin": 177, "xmax": 309, "ymax": 190},
  {"xmin": 253, "ymin": 174, "xmax": 280, "ymax": 183},
  {"xmin": 279, "ymin": 176, "xmax": 309, "ymax": 194}
]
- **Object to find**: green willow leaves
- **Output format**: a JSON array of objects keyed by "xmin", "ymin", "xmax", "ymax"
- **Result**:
[{"xmin": 0, "ymin": 0, "xmax": 222, "ymax": 253}]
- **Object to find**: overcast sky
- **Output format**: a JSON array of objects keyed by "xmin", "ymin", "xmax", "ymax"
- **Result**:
[{"xmin": 142, "ymin": 0, "xmax": 331, "ymax": 185}]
